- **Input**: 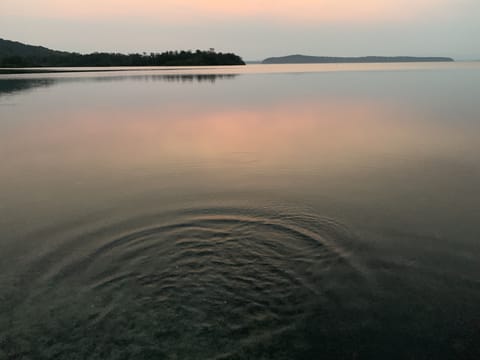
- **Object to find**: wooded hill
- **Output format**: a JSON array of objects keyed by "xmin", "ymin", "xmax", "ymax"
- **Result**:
[{"xmin": 0, "ymin": 39, "xmax": 245, "ymax": 67}]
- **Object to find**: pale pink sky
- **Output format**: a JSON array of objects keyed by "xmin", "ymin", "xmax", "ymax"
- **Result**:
[
  {"xmin": 0, "ymin": 0, "xmax": 478, "ymax": 59},
  {"xmin": 0, "ymin": 0, "xmax": 445, "ymax": 22}
]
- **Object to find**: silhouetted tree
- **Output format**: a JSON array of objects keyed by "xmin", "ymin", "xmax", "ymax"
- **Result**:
[{"xmin": 0, "ymin": 39, "xmax": 245, "ymax": 67}]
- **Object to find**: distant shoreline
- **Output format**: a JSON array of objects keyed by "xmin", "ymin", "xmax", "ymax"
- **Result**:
[
  {"xmin": 0, "ymin": 67, "xmax": 237, "ymax": 75},
  {"xmin": 263, "ymin": 55, "xmax": 454, "ymax": 64},
  {"xmin": 0, "ymin": 68, "xmax": 141, "ymax": 75},
  {"xmin": 1, "ymin": 61, "xmax": 471, "ymax": 75},
  {"xmin": 0, "ymin": 38, "xmax": 246, "ymax": 68}
]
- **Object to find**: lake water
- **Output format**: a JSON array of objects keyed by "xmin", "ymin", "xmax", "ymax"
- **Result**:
[{"xmin": 1, "ymin": 63, "xmax": 479, "ymax": 359}]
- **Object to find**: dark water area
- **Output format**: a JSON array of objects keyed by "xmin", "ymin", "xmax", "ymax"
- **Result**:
[{"xmin": 1, "ymin": 64, "xmax": 480, "ymax": 359}]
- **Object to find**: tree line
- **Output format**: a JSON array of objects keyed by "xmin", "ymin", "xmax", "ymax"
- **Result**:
[{"xmin": 1, "ymin": 50, "xmax": 245, "ymax": 67}]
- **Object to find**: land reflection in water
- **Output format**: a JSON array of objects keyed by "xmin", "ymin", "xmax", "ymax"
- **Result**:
[{"xmin": 1, "ymin": 65, "xmax": 480, "ymax": 359}]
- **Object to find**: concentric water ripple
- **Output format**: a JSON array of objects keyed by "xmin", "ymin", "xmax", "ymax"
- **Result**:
[{"xmin": 9, "ymin": 206, "xmax": 372, "ymax": 359}]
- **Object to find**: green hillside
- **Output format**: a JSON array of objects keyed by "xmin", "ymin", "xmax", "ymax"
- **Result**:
[
  {"xmin": 0, "ymin": 38, "xmax": 245, "ymax": 67},
  {"xmin": 263, "ymin": 54, "xmax": 454, "ymax": 64},
  {"xmin": 0, "ymin": 38, "xmax": 65, "ymax": 59}
]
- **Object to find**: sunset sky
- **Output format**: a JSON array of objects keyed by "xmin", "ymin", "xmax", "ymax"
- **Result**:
[{"xmin": 1, "ymin": 0, "xmax": 478, "ymax": 60}]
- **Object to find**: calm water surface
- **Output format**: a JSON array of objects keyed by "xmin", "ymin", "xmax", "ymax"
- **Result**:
[{"xmin": 1, "ymin": 63, "xmax": 480, "ymax": 359}]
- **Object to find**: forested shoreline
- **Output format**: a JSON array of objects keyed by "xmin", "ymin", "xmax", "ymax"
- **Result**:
[
  {"xmin": 1, "ymin": 50, "xmax": 245, "ymax": 67},
  {"xmin": 0, "ymin": 39, "xmax": 245, "ymax": 67}
]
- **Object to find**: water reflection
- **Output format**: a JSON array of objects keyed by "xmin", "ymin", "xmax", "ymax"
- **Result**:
[
  {"xmin": 158, "ymin": 74, "xmax": 237, "ymax": 83},
  {"xmin": 0, "ymin": 73, "xmax": 238, "ymax": 97},
  {"xmin": 0, "ymin": 78, "xmax": 56, "ymax": 97},
  {"xmin": 1, "ymin": 65, "xmax": 480, "ymax": 359}
]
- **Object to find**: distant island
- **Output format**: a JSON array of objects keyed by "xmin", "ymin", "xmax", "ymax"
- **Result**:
[
  {"xmin": 262, "ymin": 54, "xmax": 454, "ymax": 64},
  {"xmin": 0, "ymin": 38, "xmax": 245, "ymax": 67}
]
